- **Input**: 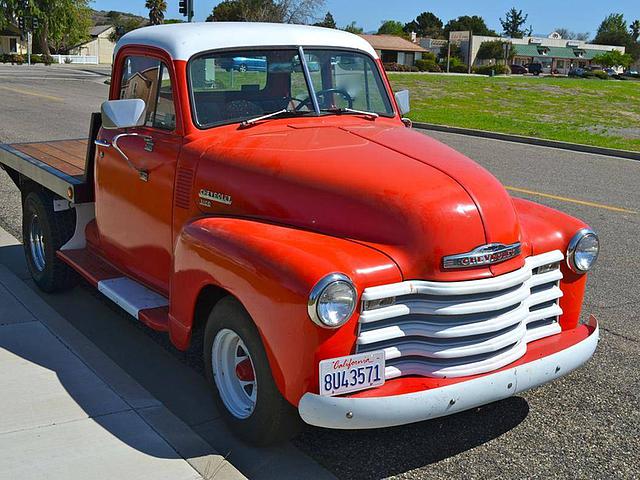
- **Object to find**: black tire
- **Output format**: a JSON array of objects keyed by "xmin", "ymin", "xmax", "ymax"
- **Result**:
[
  {"xmin": 203, "ymin": 296, "xmax": 302, "ymax": 445},
  {"xmin": 22, "ymin": 189, "xmax": 78, "ymax": 293},
  {"xmin": 238, "ymin": 64, "xmax": 248, "ymax": 73}
]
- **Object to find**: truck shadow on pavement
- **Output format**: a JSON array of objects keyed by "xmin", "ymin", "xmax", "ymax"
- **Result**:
[{"xmin": 0, "ymin": 243, "xmax": 529, "ymax": 480}]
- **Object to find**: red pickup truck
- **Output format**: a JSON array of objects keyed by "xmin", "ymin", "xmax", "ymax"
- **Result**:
[{"xmin": 0, "ymin": 23, "xmax": 599, "ymax": 445}]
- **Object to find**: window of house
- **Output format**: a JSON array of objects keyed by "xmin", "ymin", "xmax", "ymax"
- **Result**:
[
  {"xmin": 9, "ymin": 38, "xmax": 17, "ymax": 54},
  {"xmin": 119, "ymin": 56, "xmax": 176, "ymax": 131}
]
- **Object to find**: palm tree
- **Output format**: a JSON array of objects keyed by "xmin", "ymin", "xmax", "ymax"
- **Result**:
[
  {"xmin": 145, "ymin": 0, "xmax": 167, "ymax": 25},
  {"xmin": 631, "ymin": 20, "xmax": 640, "ymax": 42}
]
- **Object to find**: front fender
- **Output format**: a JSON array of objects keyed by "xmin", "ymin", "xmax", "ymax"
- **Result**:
[
  {"xmin": 170, "ymin": 217, "xmax": 401, "ymax": 405},
  {"xmin": 513, "ymin": 197, "xmax": 591, "ymax": 330}
]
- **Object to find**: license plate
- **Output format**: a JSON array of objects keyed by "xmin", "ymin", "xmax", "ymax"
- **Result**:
[{"xmin": 319, "ymin": 351, "xmax": 385, "ymax": 396}]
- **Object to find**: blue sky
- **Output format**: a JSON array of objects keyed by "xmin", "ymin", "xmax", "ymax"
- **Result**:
[{"xmin": 93, "ymin": 0, "xmax": 639, "ymax": 37}]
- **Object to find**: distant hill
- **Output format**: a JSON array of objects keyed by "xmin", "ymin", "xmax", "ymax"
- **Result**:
[{"xmin": 91, "ymin": 9, "xmax": 148, "ymax": 26}]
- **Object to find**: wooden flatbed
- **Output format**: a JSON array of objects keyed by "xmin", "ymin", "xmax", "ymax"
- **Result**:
[{"xmin": 0, "ymin": 113, "xmax": 100, "ymax": 203}]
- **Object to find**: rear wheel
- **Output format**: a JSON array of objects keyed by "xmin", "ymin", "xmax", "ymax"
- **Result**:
[
  {"xmin": 204, "ymin": 296, "xmax": 301, "ymax": 445},
  {"xmin": 238, "ymin": 63, "xmax": 248, "ymax": 72},
  {"xmin": 22, "ymin": 189, "xmax": 78, "ymax": 292}
]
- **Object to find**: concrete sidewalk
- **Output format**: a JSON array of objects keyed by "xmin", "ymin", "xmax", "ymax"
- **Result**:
[{"xmin": 0, "ymin": 232, "xmax": 244, "ymax": 480}]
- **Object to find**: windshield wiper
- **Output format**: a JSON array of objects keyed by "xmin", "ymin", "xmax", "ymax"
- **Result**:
[
  {"xmin": 241, "ymin": 109, "xmax": 307, "ymax": 127},
  {"xmin": 322, "ymin": 107, "xmax": 379, "ymax": 119}
]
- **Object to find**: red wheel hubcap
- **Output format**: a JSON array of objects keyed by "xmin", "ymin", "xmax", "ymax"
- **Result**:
[{"xmin": 235, "ymin": 358, "xmax": 255, "ymax": 381}]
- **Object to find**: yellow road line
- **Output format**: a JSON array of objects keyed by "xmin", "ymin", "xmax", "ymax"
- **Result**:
[
  {"xmin": 506, "ymin": 186, "xmax": 637, "ymax": 214},
  {"xmin": 0, "ymin": 85, "xmax": 63, "ymax": 102}
]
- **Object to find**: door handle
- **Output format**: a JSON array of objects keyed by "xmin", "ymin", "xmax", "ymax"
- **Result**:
[{"xmin": 97, "ymin": 133, "xmax": 152, "ymax": 182}]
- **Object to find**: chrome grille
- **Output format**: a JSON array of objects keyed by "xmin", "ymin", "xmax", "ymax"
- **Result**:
[{"xmin": 357, "ymin": 250, "xmax": 564, "ymax": 379}]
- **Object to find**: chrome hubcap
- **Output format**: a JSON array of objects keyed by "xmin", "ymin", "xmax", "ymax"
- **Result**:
[
  {"xmin": 29, "ymin": 214, "xmax": 46, "ymax": 272},
  {"xmin": 211, "ymin": 328, "xmax": 257, "ymax": 419}
]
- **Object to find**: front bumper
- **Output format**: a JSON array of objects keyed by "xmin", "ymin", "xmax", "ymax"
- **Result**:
[{"xmin": 298, "ymin": 316, "xmax": 599, "ymax": 429}]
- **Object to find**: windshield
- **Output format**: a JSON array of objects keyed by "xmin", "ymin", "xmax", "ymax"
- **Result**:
[{"xmin": 188, "ymin": 48, "xmax": 394, "ymax": 128}]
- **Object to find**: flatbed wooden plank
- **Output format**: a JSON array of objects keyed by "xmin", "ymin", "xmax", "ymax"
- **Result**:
[
  {"xmin": 11, "ymin": 139, "xmax": 88, "ymax": 175},
  {"xmin": 13, "ymin": 144, "xmax": 84, "ymax": 177}
]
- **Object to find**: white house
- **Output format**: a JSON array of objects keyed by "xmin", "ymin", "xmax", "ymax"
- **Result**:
[
  {"xmin": 69, "ymin": 25, "xmax": 116, "ymax": 64},
  {"xmin": 0, "ymin": 25, "xmax": 27, "ymax": 56}
]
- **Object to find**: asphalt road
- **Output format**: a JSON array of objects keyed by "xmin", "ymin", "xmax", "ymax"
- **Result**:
[{"xmin": 0, "ymin": 66, "xmax": 638, "ymax": 479}]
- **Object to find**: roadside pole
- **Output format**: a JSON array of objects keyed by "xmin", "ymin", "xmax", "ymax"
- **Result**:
[
  {"xmin": 27, "ymin": 31, "xmax": 32, "ymax": 66},
  {"xmin": 446, "ymin": 41, "xmax": 451, "ymax": 73}
]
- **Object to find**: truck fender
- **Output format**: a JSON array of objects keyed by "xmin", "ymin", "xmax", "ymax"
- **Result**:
[
  {"xmin": 170, "ymin": 216, "xmax": 401, "ymax": 405},
  {"xmin": 513, "ymin": 197, "xmax": 589, "ymax": 330}
]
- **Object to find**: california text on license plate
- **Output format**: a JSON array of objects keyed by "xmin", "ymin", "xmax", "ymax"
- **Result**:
[{"xmin": 319, "ymin": 351, "xmax": 385, "ymax": 396}]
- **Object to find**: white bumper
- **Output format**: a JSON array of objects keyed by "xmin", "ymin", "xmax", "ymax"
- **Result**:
[{"xmin": 298, "ymin": 317, "xmax": 599, "ymax": 430}]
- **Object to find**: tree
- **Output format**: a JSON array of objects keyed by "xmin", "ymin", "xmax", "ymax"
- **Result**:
[
  {"xmin": 109, "ymin": 16, "xmax": 146, "ymax": 42},
  {"xmin": 593, "ymin": 13, "xmax": 639, "ymax": 60},
  {"xmin": 500, "ymin": 8, "xmax": 532, "ymax": 38},
  {"xmin": 377, "ymin": 20, "xmax": 405, "ymax": 37},
  {"xmin": 594, "ymin": 14, "xmax": 631, "ymax": 46},
  {"xmin": 0, "ymin": 0, "xmax": 92, "ymax": 56},
  {"xmin": 476, "ymin": 40, "xmax": 514, "ymax": 63},
  {"xmin": 313, "ymin": 11, "xmax": 335, "ymax": 28},
  {"xmin": 555, "ymin": 28, "xmax": 590, "ymax": 41},
  {"xmin": 145, "ymin": 0, "xmax": 167, "ymax": 25},
  {"xmin": 206, "ymin": 0, "xmax": 324, "ymax": 24},
  {"xmin": 630, "ymin": 20, "xmax": 640, "ymax": 41},
  {"xmin": 404, "ymin": 11, "xmax": 443, "ymax": 38},
  {"xmin": 592, "ymin": 50, "xmax": 633, "ymax": 69},
  {"xmin": 343, "ymin": 21, "xmax": 363, "ymax": 34},
  {"xmin": 443, "ymin": 16, "xmax": 497, "ymax": 38}
]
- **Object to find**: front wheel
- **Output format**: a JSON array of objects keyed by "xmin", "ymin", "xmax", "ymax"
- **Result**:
[
  {"xmin": 204, "ymin": 297, "xmax": 301, "ymax": 445},
  {"xmin": 22, "ymin": 189, "xmax": 78, "ymax": 292}
]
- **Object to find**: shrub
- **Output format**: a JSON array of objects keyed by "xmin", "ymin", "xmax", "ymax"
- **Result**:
[
  {"xmin": 473, "ymin": 64, "xmax": 511, "ymax": 76},
  {"xmin": 30, "ymin": 54, "xmax": 42, "ymax": 64},
  {"xmin": 592, "ymin": 70, "xmax": 609, "ymax": 80},
  {"xmin": 449, "ymin": 63, "xmax": 469, "ymax": 73},
  {"xmin": 0, "ymin": 54, "xmax": 10, "ymax": 63},
  {"xmin": 43, "ymin": 55, "xmax": 54, "ymax": 65},
  {"xmin": 11, "ymin": 54, "xmax": 25, "ymax": 65},
  {"xmin": 383, "ymin": 62, "xmax": 418, "ymax": 72},
  {"xmin": 415, "ymin": 59, "xmax": 442, "ymax": 72}
]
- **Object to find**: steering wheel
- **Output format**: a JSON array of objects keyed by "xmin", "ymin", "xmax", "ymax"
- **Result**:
[
  {"xmin": 295, "ymin": 88, "xmax": 354, "ymax": 111},
  {"xmin": 282, "ymin": 96, "xmax": 308, "ymax": 111}
]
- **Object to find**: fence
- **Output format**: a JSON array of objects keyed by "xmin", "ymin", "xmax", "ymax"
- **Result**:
[{"xmin": 51, "ymin": 54, "xmax": 99, "ymax": 65}]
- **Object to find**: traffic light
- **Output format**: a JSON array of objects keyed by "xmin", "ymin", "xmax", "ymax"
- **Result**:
[
  {"xmin": 32, "ymin": 17, "xmax": 39, "ymax": 30},
  {"xmin": 179, "ymin": 0, "xmax": 187, "ymax": 16},
  {"xmin": 18, "ymin": 16, "xmax": 25, "ymax": 31}
]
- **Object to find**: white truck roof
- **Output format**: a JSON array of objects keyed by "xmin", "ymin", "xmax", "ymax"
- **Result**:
[{"xmin": 115, "ymin": 22, "xmax": 379, "ymax": 61}]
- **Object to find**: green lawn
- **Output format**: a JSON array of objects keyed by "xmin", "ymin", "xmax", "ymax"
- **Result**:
[{"xmin": 388, "ymin": 74, "xmax": 640, "ymax": 152}]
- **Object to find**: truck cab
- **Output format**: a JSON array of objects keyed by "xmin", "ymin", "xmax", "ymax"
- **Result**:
[{"xmin": 0, "ymin": 23, "xmax": 599, "ymax": 445}]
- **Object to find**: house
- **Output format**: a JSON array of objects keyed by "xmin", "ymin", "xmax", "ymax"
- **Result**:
[
  {"xmin": 359, "ymin": 34, "xmax": 427, "ymax": 66},
  {"xmin": 0, "ymin": 24, "xmax": 27, "ymax": 55},
  {"xmin": 69, "ymin": 25, "xmax": 116, "ymax": 64},
  {"xmin": 469, "ymin": 32, "xmax": 625, "ymax": 74}
]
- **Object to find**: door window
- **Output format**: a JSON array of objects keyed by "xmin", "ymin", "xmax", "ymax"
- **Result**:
[{"xmin": 120, "ymin": 56, "xmax": 176, "ymax": 131}]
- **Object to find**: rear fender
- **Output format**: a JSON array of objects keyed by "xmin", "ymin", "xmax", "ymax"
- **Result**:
[{"xmin": 170, "ymin": 217, "xmax": 401, "ymax": 405}]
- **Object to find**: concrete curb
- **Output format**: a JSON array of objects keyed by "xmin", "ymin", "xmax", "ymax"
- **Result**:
[
  {"xmin": 413, "ymin": 122, "xmax": 640, "ymax": 161},
  {"xmin": 0, "ymin": 239, "xmax": 245, "ymax": 479}
]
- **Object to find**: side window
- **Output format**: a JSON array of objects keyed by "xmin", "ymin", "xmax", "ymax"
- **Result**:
[{"xmin": 120, "ymin": 56, "xmax": 176, "ymax": 131}]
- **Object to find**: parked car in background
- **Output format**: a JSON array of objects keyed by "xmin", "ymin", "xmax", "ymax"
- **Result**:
[
  {"xmin": 525, "ymin": 62, "xmax": 543, "ymax": 75},
  {"xmin": 510, "ymin": 64, "xmax": 528, "ymax": 74},
  {"xmin": 624, "ymin": 69, "xmax": 638, "ymax": 76},
  {"xmin": 604, "ymin": 68, "xmax": 617, "ymax": 77},
  {"xmin": 223, "ymin": 56, "xmax": 267, "ymax": 72},
  {"xmin": 568, "ymin": 67, "xmax": 587, "ymax": 77}
]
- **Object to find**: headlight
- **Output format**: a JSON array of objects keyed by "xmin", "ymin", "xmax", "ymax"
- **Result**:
[
  {"xmin": 567, "ymin": 228, "xmax": 599, "ymax": 273},
  {"xmin": 308, "ymin": 273, "xmax": 357, "ymax": 328}
]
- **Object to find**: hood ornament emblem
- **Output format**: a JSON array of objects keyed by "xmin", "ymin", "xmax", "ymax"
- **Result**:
[{"xmin": 443, "ymin": 242, "xmax": 521, "ymax": 269}]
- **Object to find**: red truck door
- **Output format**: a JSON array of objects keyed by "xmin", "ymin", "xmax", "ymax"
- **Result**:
[{"xmin": 94, "ymin": 55, "xmax": 180, "ymax": 294}]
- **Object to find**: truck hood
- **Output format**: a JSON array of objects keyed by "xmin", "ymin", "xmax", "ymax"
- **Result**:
[{"xmin": 196, "ymin": 122, "xmax": 525, "ymax": 281}]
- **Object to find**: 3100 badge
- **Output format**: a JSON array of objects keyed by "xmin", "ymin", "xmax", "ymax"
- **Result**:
[{"xmin": 319, "ymin": 351, "xmax": 385, "ymax": 396}]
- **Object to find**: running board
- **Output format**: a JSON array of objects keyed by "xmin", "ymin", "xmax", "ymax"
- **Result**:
[{"xmin": 58, "ymin": 249, "xmax": 170, "ymax": 332}]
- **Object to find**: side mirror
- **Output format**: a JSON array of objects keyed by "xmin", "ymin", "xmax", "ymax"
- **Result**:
[
  {"xmin": 394, "ymin": 90, "xmax": 410, "ymax": 115},
  {"xmin": 101, "ymin": 99, "xmax": 146, "ymax": 130}
]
